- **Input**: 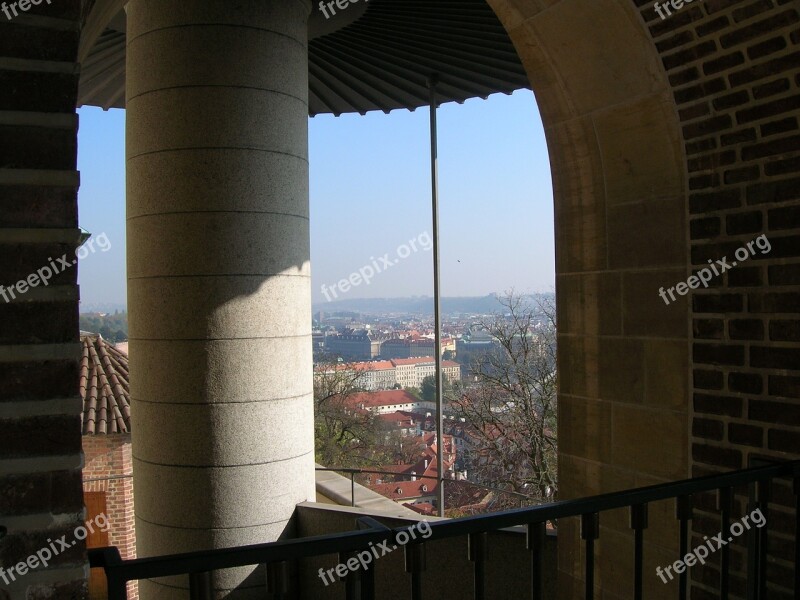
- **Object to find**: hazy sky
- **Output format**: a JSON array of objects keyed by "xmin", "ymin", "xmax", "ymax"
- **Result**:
[{"xmin": 76, "ymin": 89, "xmax": 554, "ymax": 308}]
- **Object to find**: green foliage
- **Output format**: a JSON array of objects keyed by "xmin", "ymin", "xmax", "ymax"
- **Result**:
[
  {"xmin": 79, "ymin": 312, "xmax": 128, "ymax": 343},
  {"xmin": 421, "ymin": 375, "xmax": 436, "ymax": 402},
  {"xmin": 420, "ymin": 374, "xmax": 454, "ymax": 403},
  {"xmin": 313, "ymin": 361, "xmax": 394, "ymax": 469},
  {"xmin": 404, "ymin": 386, "xmax": 422, "ymax": 400}
]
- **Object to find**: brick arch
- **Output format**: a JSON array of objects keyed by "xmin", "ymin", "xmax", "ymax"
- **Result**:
[
  {"xmin": 486, "ymin": 1, "xmax": 690, "ymax": 595},
  {"xmin": 486, "ymin": 0, "xmax": 800, "ymax": 598}
]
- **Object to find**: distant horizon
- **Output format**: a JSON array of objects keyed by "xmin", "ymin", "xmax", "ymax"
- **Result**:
[{"xmin": 79, "ymin": 290, "xmax": 556, "ymax": 315}]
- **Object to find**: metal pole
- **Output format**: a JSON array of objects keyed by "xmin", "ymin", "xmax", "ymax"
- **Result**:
[{"xmin": 428, "ymin": 73, "xmax": 445, "ymax": 518}]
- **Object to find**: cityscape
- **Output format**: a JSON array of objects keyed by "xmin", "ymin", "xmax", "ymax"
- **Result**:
[
  {"xmin": 4, "ymin": 0, "xmax": 799, "ymax": 599},
  {"xmin": 79, "ymin": 292, "xmax": 558, "ymax": 519},
  {"xmin": 310, "ymin": 292, "xmax": 557, "ymax": 515}
]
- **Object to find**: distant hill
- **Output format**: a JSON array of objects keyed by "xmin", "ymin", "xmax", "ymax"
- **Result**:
[
  {"xmin": 79, "ymin": 311, "xmax": 128, "ymax": 343},
  {"xmin": 313, "ymin": 293, "xmax": 553, "ymax": 316}
]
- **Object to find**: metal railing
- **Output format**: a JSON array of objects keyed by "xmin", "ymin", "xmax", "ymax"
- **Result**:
[
  {"xmin": 315, "ymin": 466, "xmax": 537, "ymax": 509},
  {"xmin": 89, "ymin": 459, "xmax": 800, "ymax": 600}
]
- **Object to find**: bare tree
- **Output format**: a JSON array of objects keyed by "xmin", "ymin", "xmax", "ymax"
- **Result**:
[
  {"xmin": 450, "ymin": 292, "xmax": 557, "ymax": 501},
  {"xmin": 313, "ymin": 357, "xmax": 384, "ymax": 468}
]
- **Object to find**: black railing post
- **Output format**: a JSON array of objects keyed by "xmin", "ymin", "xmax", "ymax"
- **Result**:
[
  {"xmin": 266, "ymin": 561, "xmax": 289, "ymax": 600},
  {"xmin": 337, "ymin": 552, "xmax": 358, "ymax": 600},
  {"xmin": 755, "ymin": 478, "xmax": 770, "ymax": 600},
  {"xmin": 676, "ymin": 495, "xmax": 693, "ymax": 600},
  {"xmin": 346, "ymin": 563, "xmax": 358, "ymax": 600},
  {"xmin": 189, "ymin": 571, "xmax": 213, "ymax": 600},
  {"xmin": 351, "ymin": 471, "xmax": 356, "ymax": 507},
  {"xmin": 89, "ymin": 547, "xmax": 126, "ymax": 600},
  {"xmin": 404, "ymin": 543, "xmax": 426, "ymax": 600},
  {"xmin": 794, "ymin": 470, "xmax": 800, "ymax": 600},
  {"xmin": 718, "ymin": 486, "xmax": 733, "ymax": 600},
  {"xmin": 629, "ymin": 504, "xmax": 648, "ymax": 600},
  {"xmin": 467, "ymin": 532, "xmax": 487, "ymax": 600},
  {"xmin": 107, "ymin": 575, "xmax": 128, "ymax": 600},
  {"xmin": 581, "ymin": 512, "xmax": 599, "ymax": 600},
  {"xmin": 526, "ymin": 521, "xmax": 546, "ymax": 600},
  {"xmin": 360, "ymin": 552, "xmax": 376, "ymax": 600}
]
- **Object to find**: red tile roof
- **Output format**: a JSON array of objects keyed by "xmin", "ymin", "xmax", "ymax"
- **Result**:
[
  {"xmin": 314, "ymin": 359, "xmax": 395, "ymax": 373},
  {"xmin": 80, "ymin": 333, "xmax": 130, "ymax": 435},
  {"xmin": 370, "ymin": 479, "xmax": 437, "ymax": 500},
  {"xmin": 363, "ymin": 360, "xmax": 395, "ymax": 370},
  {"xmin": 404, "ymin": 502, "xmax": 436, "ymax": 515},
  {"xmin": 348, "ymin": 389, "xmax": 422, "ymax": 409},
  {"xmin": 377, "ymin": 411, "xmax": 421, "ymax": 428}
]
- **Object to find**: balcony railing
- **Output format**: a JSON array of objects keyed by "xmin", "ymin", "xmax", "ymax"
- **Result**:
[
  {"xmin": 314, "ymin": 466, "xmax": 537, "ymax": 510},
  {"xmin": 89, "ymin": 459, "xmax": 800, "ymax": 600}
]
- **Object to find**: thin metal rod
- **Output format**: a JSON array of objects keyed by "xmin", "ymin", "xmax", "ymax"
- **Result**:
[
  {"xmin": 676, "ymin": 495, "xmax": 692, "ymax": 600},
  {"xmin": 189, "ymin": 571, "xmax": 213, "ymax": 600},
  {"xmin": 108, "ymin": 575, "xmax": 127, "ymax": 600},
  {"xmin": 411, "ymin": 571, "xmax": 423, "ymax": 600},
  {"xmin": 794, "ymin": 474, "xmax": 800, "ymax": 600},
  {"xmin": 266, "ymin": 561, "xmax": 289, "ymax": 600},
  {"xmin": 756, "ymin": 479, "xmax": 770, "ymax": 600},
  {"xmin": 581, "ymin": 513, "xmax": 599, "ymax": 600},
  {"xmin": 405, "ymin": 544, "xmax": 426, "ymax": 600},
  {"xmin": 630, "ymin": 504, "xmax": 648, "ymax": 600},
  {"xmin": 526, "ymin": 522, "xmax": 545, "ymax": 600},
  {"xmin": 718, "ymin": 487, "xmax": 732, "ymax": 600},
  {"xmin": 468, "ymin": 532, "xmax": 487, "ymax": 600},
  {"xmin": 429, "ymin": 72, "xmax": 445, "ymax": 518},
  {"xmin": 361, "ymin": 556, "xmax": 376, "ymax": 600},
  {"xmin": 633, "ymin": 527, "xmax": 643, "ymax": 600}
]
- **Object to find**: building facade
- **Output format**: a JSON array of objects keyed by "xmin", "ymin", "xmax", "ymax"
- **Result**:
[{"xmin": 324, "ymin": 331, "xmax": 383, "ymax": 360}]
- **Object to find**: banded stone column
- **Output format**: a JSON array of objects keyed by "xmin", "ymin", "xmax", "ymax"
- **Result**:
[{"xmin": 125, "ymin": 0, "xmax": 314, "ymax": 596}]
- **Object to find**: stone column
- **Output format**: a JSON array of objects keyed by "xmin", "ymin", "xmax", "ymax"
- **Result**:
[{"xmin": 125, "ymin": 0, "xmax": 314, "ymax": 597}]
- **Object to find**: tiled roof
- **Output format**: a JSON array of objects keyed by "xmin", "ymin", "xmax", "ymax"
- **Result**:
[
  {"xmin": 377, "ymin": 411, "xmax": 423, "ymax": 427},
  {"xmin": 314, "ymin": 359, "xmax": 395, "ymax": 373},
  {"xmin": 367, "ymin": 431, "xmax": 456, "ymax": 502},
  {"xmin": 405, "ymin": 502, "xmax": 436, "ymax": 516},
  {"xmin": 80, "ymin": 332, "xmax": 131, "ymax": 435},
  {"xmin": 361, "ymin": 360, "xmax": 394, "ymax": 371},
  {"xmin": 348, "ymin": 389, "xmax": 423, "ymax": 409},
  {"xmin": 371, "ymin": 479, "xmax": 436, "ymax": 500}
]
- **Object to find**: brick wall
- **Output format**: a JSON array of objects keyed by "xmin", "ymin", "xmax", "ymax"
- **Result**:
[
  {"xmin": 82, "ymin": 435, "xmax": 136, "ymax": 600},
  {"xmin": 637, "ymin": 0, "xmax": 800, "ymax": 598},
  {"xmin": 0, "ymin": 1, "xmax": 87, "ymax": 600}
]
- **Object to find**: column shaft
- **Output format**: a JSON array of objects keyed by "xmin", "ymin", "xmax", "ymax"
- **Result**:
[{"xmin": 126, "ymin": 1, "xmax": 314, "ymax": 596}]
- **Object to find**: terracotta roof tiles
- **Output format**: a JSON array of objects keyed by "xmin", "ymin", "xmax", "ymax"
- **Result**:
[{"xmin": 80, "ymin": 333, "xmax": 131, "ymax": 435}]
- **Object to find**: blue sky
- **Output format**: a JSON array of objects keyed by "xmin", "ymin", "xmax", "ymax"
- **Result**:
[{"xmin": 76, "ymin": 89, "xmax": 554, "ymax": 308}]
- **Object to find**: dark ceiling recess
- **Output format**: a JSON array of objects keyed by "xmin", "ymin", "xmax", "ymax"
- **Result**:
[
  {"xmin": 78, "ymin": 0, "xmax": 530, "ymax": 116},
  {"xmin": 307, "ymin": 0, "xmax": 530, "ymax": 115}
]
